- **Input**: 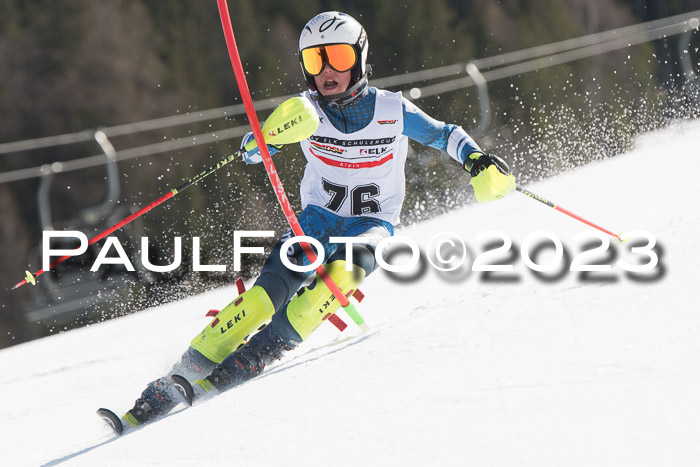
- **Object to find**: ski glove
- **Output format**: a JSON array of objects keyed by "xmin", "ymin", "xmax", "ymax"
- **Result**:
[
  {"xmin": 465, "ymin": 152, "xmax": 516, "ymax": 202},
  {"xmin": 239, "ymin": 131, "xmax": 282, "ymax": 165}
]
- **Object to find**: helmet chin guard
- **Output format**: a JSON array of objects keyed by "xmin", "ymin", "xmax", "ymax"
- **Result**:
[{"xmin": 299, "ymin": 12, "xmax": 369, "ymax": 103}]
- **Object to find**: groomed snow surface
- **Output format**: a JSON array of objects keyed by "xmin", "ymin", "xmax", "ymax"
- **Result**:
[{"xmin": 2, "ymin": 120, "xmax": 699, "ymax": 466}]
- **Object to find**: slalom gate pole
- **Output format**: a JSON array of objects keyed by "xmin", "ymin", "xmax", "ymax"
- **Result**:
[
  {"xmin": 216, "ymin": 0, "xmax": 367, "ymax": 332},
  {"xmin": 515, "ymin": 185, "xmax": 623, "ymax": 241},
  {"xmin": 11, "ymin": 151, "xmax": 244, "ymax": 291}
]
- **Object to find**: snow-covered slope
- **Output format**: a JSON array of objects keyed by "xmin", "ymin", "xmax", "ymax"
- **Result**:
[{"xmin": 2, "ymin": 120, "xmax": 699, "ymax": 466}]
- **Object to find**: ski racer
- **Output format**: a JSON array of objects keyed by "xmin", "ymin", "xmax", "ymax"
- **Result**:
[{"xmin": 123, "ymin": 11, "xmax": 516, "ymax": 427}]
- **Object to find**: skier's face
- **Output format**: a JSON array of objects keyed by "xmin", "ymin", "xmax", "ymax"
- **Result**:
[{"xmin": 314, "ymin": 64, "xmax": 352, "ymax": 96}]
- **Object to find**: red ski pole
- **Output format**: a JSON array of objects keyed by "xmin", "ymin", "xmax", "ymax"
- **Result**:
[
  {"xmin": 11, "ymin": 98, "xmax": 321, "ymax": 291},
  {"xmin": 216, "ymin": 0, "xmax": 367, "ymax": 331},
  {"xmin": 515, "ymin": 185, "xmax": 623, "ymax": 241}
]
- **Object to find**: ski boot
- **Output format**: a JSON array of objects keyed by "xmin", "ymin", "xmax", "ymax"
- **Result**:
[
  {"xmin": 123, "ymin": 376, "xmax": 192, "ymax": 428},
  {"xmin": 97, "ymin": 375, "xmax": 193, "ymax": 435},
  {"xmin": 194, "ymin": 323, "xmax": 297, "ymax": 394}
]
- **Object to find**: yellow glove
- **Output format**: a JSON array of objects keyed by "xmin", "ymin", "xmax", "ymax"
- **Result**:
[{"xmin": 465, "ymin": 152, "xmax": 516, "ymax": 202}]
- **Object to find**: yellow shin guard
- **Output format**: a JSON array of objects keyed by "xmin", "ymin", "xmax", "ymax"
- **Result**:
[
  {"xmin": 190, "ymin": 286, "xmax": 275, "ymax": 364},
  {"xmin": 286, "ymin": 260, "xmax": 366, "ymax": 341}
]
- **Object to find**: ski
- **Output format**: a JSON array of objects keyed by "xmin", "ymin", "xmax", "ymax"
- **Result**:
[
  {"xmin": 96, "ymin": 407, "xmax": 125, "ymax": 435},
  {"xmin": 171, "ymin": 374, "xmax": 195, "ymax": 406},
  {"xmin": 97, "ymin": 374, "xmax": 195, "ymax": 436}
]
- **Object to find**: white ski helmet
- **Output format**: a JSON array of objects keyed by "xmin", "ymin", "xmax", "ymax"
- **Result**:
[{"xmin": 298, "ymin": 11, "xmax": 369, "ymax": 101}]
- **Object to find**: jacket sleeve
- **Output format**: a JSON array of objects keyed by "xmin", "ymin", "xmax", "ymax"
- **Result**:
[{"xmin": 402, "ymin": 97, "xmax": 483, "ymax": 164}]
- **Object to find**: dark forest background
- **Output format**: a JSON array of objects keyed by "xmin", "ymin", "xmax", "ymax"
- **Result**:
[{"xmin": 1, "ymin": 0, "xmax": 699, "ymax": 348}]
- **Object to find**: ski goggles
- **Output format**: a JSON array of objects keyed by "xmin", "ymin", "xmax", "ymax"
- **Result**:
[{"xmin": 300, "ymin": 43, "xmax": 357, "ymax": 76}]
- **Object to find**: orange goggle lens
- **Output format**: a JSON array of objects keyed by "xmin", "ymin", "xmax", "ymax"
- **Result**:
[{"xmin": 301, "ymin": 44, "xmax": 357, "ymax": 76}]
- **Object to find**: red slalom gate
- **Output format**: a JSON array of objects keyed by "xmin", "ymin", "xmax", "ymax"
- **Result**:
[{"xmin": 216, "ymin": 0, "xmax": 368, "ymax": 332}]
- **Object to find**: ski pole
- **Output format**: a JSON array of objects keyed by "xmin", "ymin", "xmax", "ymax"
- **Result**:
[
  {"xmin": 515, "ymin": 185, "xmax": 623, "ymax": 241},
  {"xmin": 11, "ymin": 97, "xmax": 320, "ymax": 291},
  {"xmin": 216, "ymin": 0, "xmax": 368, "ymax": 331}
]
